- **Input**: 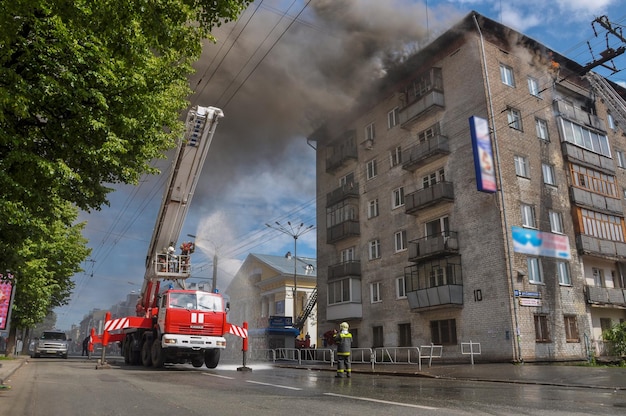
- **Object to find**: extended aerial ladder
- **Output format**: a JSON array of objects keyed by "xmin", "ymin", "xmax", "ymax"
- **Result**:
[
  {"xmin": 137, "ymin": 106, "xmax": 224, "ymax": 316},
  {"xmin": 585, "ymin": 71, "xmax": 626, "ymax": 133}
]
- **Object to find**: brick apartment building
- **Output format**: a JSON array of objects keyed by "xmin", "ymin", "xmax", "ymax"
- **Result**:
[{"xmin": 312, "ymin": 11, "xmax": 626, "ymax": 362}]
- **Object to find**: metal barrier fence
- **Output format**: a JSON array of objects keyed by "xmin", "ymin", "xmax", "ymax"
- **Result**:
[{"xmin": 252, "ymin": 345, "xmax": 444, "ymax": 371}]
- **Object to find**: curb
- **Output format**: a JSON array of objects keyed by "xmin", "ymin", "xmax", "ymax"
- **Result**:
[{"xmin": 0, "ymin": 358, "xmax": 27, "ymax": 386}]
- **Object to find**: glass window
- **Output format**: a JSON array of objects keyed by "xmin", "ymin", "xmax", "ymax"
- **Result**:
[
  {"xmin": 390, "ymin": 146, "xmax": 402, "ymax": 167},
  {"xmin": 500, "ymin": 64, "xmax": 515, "ymax": 86},
  {"xmin": 396, "ymin": 276, "xmax": 406, "ymax": 299},
  {"xmin": 536, "ymin": 117, "xmax": 549, "ymax": 140},
  {"xmin": 514, "ymin": 155, "xmax": 529, "ymax": 177},
  {"xmin": 370, "ymin": 282, "xmax": 382, "ymax": 303},
  {"xmin": 369, "ymin": 239, "xmax": 381, "ymax": 260},
  {"xmin": 549, "ymin": 210, "xmax": 563, "ymax": 233},
  {"xmin": 398, "ymin": 323, "xmax": 412, "ymax": 347},
  {"xmin": 528, "ymin": 76, "xmax": 541, "ymax": 97},
  {"xmin": 392, "ymin": 187, "xmax": 405, "ymax": 209},
  {"xmin": 557, "ymin": 261, "xmax": 571, "ymax": 285},
  {"xmin": 394, "ymin": 230, "xmax": 407, "ymax": 252},
  {"xmin": 521, "ymin": 204, "xmax": 536, "ymax": 228},
  {"xmin": 366, "ymin": 159, "xmax": 377, "ymax": 180},
  {"xmin": 560, "ymin": 119, "xmax": 610, "ymax": 157},
  {"xmin": 365, "ymin": 122, "xmax": 375, "ymax": 141},
  {"xmin": 388, "ymin": 108, "xmax": 399, "ymax": 129},
  {"xmin": 534, "ymin": 315, "xmax": 550, "ymax": 342},
  {"xmin": 617, "ymin": 150, "xmax": 626, "ymax": 168},
  {"xmin": 527, "ymin": 257, "xmax": 543, "ymax": 283},
  {"xmin": 542, "ymin": 163, "xmax": 556, "ymax": 185},
  {"xmin": 507, "ymin": 107, "xmax": 522, "ymax": 130},
  {"xmin": 372, "ymin": 326, "xmax": 384, "ymax": 348},
  {"xmin": 368, "ymin": 199, "xmax": 379, "ymax": 219},
  {"xmin": 430, "ymin": 319, "xmax": 457, "ymax": 345},
  {"xmin": 608, "ymin": 113, "xmax": 616, "ymax": 130},
  {"xmin": 564, "ymin": 316, "xmax": 579, "ymax": 342}
]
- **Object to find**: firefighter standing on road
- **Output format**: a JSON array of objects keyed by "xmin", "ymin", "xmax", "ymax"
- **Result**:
[{"xmin": 334, "ymin": 322, "xmax": 352, "ymax": 378}]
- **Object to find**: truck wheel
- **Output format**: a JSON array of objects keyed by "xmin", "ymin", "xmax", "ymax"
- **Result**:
[
  {"xmin": 141, "ymin": 339, "xmax": 153, "ymax": 367},
  {"xmin": 204, "ymin": 349, "xmax": 220, "ymax": 369},
  {"xmin": 191, "ymin": 356, "xmax": 204, "ymax": 368},
  {"xmin": 151, "ymin": 340, "xmax": 164, "ymax": 368}
]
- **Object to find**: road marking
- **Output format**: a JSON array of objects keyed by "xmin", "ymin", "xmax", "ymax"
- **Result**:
[
  {"xmin": 203, "ymin": 373, "xmax": 234, "ymax": 380},
  {"xmin": 324, "ymin": 392, "xmax": 438, "ymax": 410},
  {"xmin": 246, "ymin": 380, "xmax": 303, "ymax": 391}
]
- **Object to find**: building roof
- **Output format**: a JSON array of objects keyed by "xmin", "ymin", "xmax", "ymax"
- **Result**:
[{"xmin": 249, "ymin": 253, "xmax": 317, "ymax": 278}]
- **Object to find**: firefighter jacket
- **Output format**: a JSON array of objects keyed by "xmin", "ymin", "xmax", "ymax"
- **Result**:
[{"xmin": 334, "ymin": 331, "xmax": 352, "ymax": 356}]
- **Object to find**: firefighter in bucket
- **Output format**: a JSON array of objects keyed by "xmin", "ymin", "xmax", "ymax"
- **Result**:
[{"xmin": 334, "ymin": 322, "xmax": 352, "ymax": 378}]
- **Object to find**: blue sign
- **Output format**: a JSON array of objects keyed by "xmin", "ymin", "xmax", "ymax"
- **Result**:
[
  {"xmin": 269, "ymin": 316, "xmax": 293, "ymax": 327},
  {"xmin": 514, "ymin": 290, "xmax": 541, "ymax": 298}
]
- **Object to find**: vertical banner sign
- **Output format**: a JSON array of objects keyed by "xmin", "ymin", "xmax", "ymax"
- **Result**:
[
  {"xmin": 0, "ymin": 271, "xmax": 16, "ymax": 331},
  {"xmin": 469, "ymin": 116, "xmax": 497, "ymax": 193}
]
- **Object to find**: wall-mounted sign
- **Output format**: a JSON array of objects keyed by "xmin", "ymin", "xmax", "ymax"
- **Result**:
[
  {"xmin": 0, "ymin": 272, "xmax": 16, "ymax": 331},
  {"xmin": 514, "ymin": 290, "xmax": 541, "ymax": 298},
  {"xmin": 519, "ymin": 298, "xmax": 542, "ymax": 307},
  {"xmin": 469, "ymin": 116, "xmax": 497, "ymax": 193},
  {"xmin": 512, "ymin": 226, "xmax": 571, "ymax": 259},
  {"xmin": 269, "ymin": 316, "xmax": 293, "ymax": 328}
]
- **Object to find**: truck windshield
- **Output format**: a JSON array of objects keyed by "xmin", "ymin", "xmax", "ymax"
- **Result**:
[
  {"xmin": 169, "ymin": 293, "xmax": 197, "ymax": 309},
  {"xmin": 197, "ymin": 293, "xmax": 222, "ymax": 312}
]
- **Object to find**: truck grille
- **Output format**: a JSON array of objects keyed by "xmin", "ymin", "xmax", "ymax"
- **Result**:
[{"xmin": 171, "ymin": 324, "xmax": 222, "ymax": 336}]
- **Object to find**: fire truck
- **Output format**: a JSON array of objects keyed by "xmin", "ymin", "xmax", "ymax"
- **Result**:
[{"xmin": 92, "ymin": 105, "xmax": 246, "ymax": 369}]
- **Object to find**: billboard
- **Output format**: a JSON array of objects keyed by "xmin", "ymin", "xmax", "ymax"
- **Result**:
[
  {"xmin": 512, "ymin": 226, "xmax": 571, "ymax": 259},
  {"xmin": 0, "ymin": 271, "xmax": 16, "ymax": 331},
  {"xmin": 469, "ymin": 116, "xmax": 497, "ymax": 193}
]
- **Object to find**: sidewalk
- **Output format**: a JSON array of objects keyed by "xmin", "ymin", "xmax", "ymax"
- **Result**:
[
  {"xmin": 276, "ymin": 361, "xmax": 626, "ymax": 390},
  {"xmin": 0, "ymin": 355, "xmax": 28, "ymax": 388}
]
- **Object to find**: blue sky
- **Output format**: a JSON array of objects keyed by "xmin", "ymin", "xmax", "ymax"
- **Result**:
[{"xmin": 54, "ymin": 0, "xmax": 626, "ymax": 330}]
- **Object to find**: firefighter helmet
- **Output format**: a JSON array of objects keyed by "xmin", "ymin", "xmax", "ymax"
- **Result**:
[{"xmin": 340, "ymin": 322, "xmax": 349, "ymax": 330}]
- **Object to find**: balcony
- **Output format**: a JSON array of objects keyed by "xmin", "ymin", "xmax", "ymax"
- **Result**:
[
  {"xmin": 405, "ymin": 181, "xmax": 454, "ymax": 215},
  {"xmin": 408, "ymin": 232, "xmax": 459, "ymax": 262},
  {"xmin": 561, "ymin": 141, "xmax": 615, "ymax": 172},
  {"xmin": 404, "ymin": 257, "xmax": 463, "ymax": 311},
  {"xmin": 402, "ymin": 135, "xmax": 450, "ymax": 172},
  {"xmin": 585, "ymin": 285, "xmax": 626, "ymax": 307},
  {"xmin": 325, "ymin": 130, "xmax": 358, "ymax": 173},
  {"xmin": 327, "ymin": 220, "xmax": 360, "ymax": 244},
  {"xmin": 328, "ymin": 260, "xmax": 361, "ymax": 280},
  {"xmin": 569, "ymin": 186, "xmax": 623, "ymax": 215},
  {"xmin": 398, "ymin": 68, "xmax": 445, "ymax": 128},
  {"xmin": 327, "ymin": 302, "xmax": 363, "ymax": 321},
  {"xmin": 575, "ymin": 234, "xmax": 626, "ymax": 259},
  {"xmin": 326, "ymin": 183, "xmax": 359, "ymax": 207}
]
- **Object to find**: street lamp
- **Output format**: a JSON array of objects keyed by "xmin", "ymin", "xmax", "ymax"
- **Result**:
[{"xmin": 265, "ymin": 221, "xmax": 315, "ymax": 323}]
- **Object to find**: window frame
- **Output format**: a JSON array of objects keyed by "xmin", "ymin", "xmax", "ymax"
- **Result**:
[
  {"xmin": 528, "ymin": 76, "xmax": 541, "ymax": 97},
  {"xmin": 370, "ymin": 282, "xmax": 382, "ymax": 303},
  {"xmin": 367, "ymin": 198, "xmax": 379, "ymax": 219},
  {"xmin": 387, "ymin": 107, "xmax": 399, "ymax": 129},
  {"xmin": 392, "ymin": 186, "xmax": 405, "ymax": 209},
  {"xmin": 369, "ymin": 239, "xmax": 381, "ymax": 260},
  {"xmin": 390, "ymin": 145, "xmax": 402, "ymax": 167},
  {"xmin": 365, "ymin": 122, "xmax": 376, "ymax": 141},
  {"xmin": 500, "ymin": 64, "xmax": 515, "ymax": 87},
  {"xmin": 396, "ymin": 275, "xmax": 407, "ymax": 299},
  {"xmin": 534, "ymin": 314, "xmax": 550, "ymax": 343},
  {"xmin": 366, "ymin": 159, "xmax": 378, "ymax": 180},
  {"xmin": 507, "ymin": 107, "xmax": 523, "ymax": 130},
  {"xmin": 394, "ymin": 230, "xmax": 407, "ymax": 252},
  {"xmin": 514, "ymin": 155, "xmax": 529, "ymax": 178},
  {"xmin": 430, "ymin": 319, "xmax": 457, "ymax": 345},
  {"xmin": 549, "ymin": 210, "xmax": 564, "ymax": 233},
  {"xmin": 542, "ymin": 163, "xmax": 556, "ymax": 186},
  {"xmin": 557, "ymin": 261, "xmax": 571, "ymax": 286},
  {"xmin": 535, "ymin": 117, "xmax": 549, "ymax": 140},
  {"xmin": 527, "ymin": 257, "xmax": 543, "ymax": 284},
  {"xmin": 521, "ymin": 203, "xmax": 536, "ymax": 228}
]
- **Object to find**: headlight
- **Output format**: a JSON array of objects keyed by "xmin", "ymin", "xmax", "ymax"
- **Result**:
[{"xmin": 163, "ymin": 337, "xmax": 177, "ymax": 344}]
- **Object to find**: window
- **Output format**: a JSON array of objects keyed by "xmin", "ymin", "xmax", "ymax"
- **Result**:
[
  {"xmin": 564, "ymin": 316, "xmax": 579, "ymax": 342},
  {"xmin": 549, "ymin": 210, "xmax": 563, "ymax": 233},
  {"xmin": 430, "ymin": 319, "xmax": 457, "ymax": 345},
  {"xmin": 388, "ymin": 107, "xmax": 399, "ymax": 129},
  {"xmin": 367, "ymin": 199, "xmax": 379, "ymax": 219},
  {"xmin": 425, "ymin": 216, "xmax": 449, "ymax": 237},
  {"xmin": 370, "ymin": 282, "xmax": 382, "ymax": 303},
  {"xmin": 580, "ymin": 209, "xmax": 625, "ymax": 242},
  {"xmin": 339, "ymin": 172, "xmax": 354, "ymax": 187},
  {"xmin": 507, "ymin": 107, "xmax": 522, "ymax": 130},
  {"xmin": 326, "ymin": 202, "xmax": 358, "ymax": 227},
  {"xmin": 528, "ymin": 257, "xmax": 543, "ymax": 283},
  {"xmin": 394, "ymin": 230, "xmax": 407, "ymax": 252},
  {"xmin": 528, "ymin": 76, "xmax": 541, "ymax": 97},
  {"xmin": 570, "ymin": 164, "xmax": 618, "ymax": 197},
  {"xmin": 398, "ymin": 323, "xmax": 412, "ymax": 347},
  {"xmin": 514, "ymin": 155, "xmax": 529, "ymax": 177},
  {"xmin": 369, "ymin": 239, "xmax": 381, "ymax": 260},
  {"xmin": 521, "ymin": 203, "xmax": 536, "ymax": 228},
  {"xmin": 366, "ymin": 159, "xmax": 378, "ymax": 180},
  {"xmin": 392, "ymin": 186, "xmax": 405, "ymax": 209},
  {"xmin": 500, "ymin": 64, "xmax": 515, "ymax": 86},
  {"xmin": 340, "ymin": 247, "xmax": 355, "ymax": 262},
  {"xmin": 608, "ymin": 113, "xmax": 616, "ymax": 130},
  {"xmin": 423, "ymin": 168, "xmax": 445, "ymax": 188},
  {"xmin": 534, "ymin": 315, "xmax": 550, "ymax": 342},
  {"xmin": 365, "ymin": 122, "xmax": 376, "ymax": 141},
  {"xmin": 418, "ymin": 123, "xmax": 439, "ymax": 142},
  {"xmin": 617, "ymin": 150, "xmax": 626, "ymax": 168},
  {"xmin": 542, "ymin": 163, "xmax": 556, "ymax": 186},
  {"xmin": 557, "ymin": 261, "xmax": 571, "ymax": 285},
  {"xmin": 600, "ymin": 318, "xmax": 613, "ymax": 333},
  {"xmin": 390, "ymin": 146, "xmax": 402, "ymax": 167},
  {"xmin": 328, "ymin": 278, "xmax": 361, "ymax": 305},
  {"xmin": 396, "ymin": 276, "xmax": 406, "ymax": 299},
  {"xmin": 536, "ymin": 117, "xmax": 549, "ymax": 140},
  {"xmin": 559, "ymin": 118, "xmax": 610, "ymax": 157},
  {"xmin": 372, "ymin": 326, "xmax": 384, "ymax": 348},
  {"xmin": 592, "ymin": 267, "xmax": 605, "ymax": 287}
]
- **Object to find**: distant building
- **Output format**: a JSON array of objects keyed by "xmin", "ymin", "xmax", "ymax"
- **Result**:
[
  {"xmin": 312, "ymin": 11, "xmax": 626, "ymax": 362},
  {"xmin": 224, "ymin": 253, "xmax": 317, "ymax": 359}
]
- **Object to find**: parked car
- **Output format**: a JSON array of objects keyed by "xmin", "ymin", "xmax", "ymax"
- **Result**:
[{"xmin": 31, "ymin": 331, "xmax": 70, "ymax": 359}]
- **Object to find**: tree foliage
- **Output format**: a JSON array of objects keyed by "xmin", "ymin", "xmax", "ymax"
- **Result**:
[
  {"xmin": 603, "ymin": 321, "xmax": 626, "ymax": 358},
  {"xmin": 0, "ymin": 0, "xmax": 251, "ymax": 333}
]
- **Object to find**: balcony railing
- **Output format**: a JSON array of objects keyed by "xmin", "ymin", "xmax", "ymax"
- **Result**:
[
  {"xmin": 585, "ymin": 285, "xmax": 626, "ymax": 307},
  {"xmin": 406, "ymin": 285, "xmax": 463, "ymax": 310},
  {"xmin": 405, "ymin": 181, "xmax": 454, "ymax": 215},
  {"xmin": 328, "ymin": 260, "xmax": 361, "ymax": 280},
  {"xmin": 404, "ymin": 258, "xmax": 463, "ymax": 310},
  {"xmin": 408, "ymin": 232, "xmax": 459, "ymax": 262},
  {"xmin": 327, "ymin": 220, "xmax": 360, "ymax": 244},
  {"xmin": 575, "ymin": 234, "xmax": 626, "ymax": 258},
  {"xmin": 398, "ymin": 91, "xmax": 445, "ymax": 128},
  {"xmin": 402, "ymin": 135, "xmax": 449, "ymax": 172},
  {"xmin": 326, "ymin": 183, "xmax": 359, "ymax": 207}
]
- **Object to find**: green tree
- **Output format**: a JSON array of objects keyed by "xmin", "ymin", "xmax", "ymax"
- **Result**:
[
  {"xmin": 603, "ymin": 321, "xmax": 626, "ymax": 360},
  {"xmin": 0, "ymin": 0, "xmax": 251, "ymax": 350}
]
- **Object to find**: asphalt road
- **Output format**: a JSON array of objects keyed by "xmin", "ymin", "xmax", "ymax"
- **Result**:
[{"xmin": 1, "ymin": 357, "xmax": 625, "ymax": 415}]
